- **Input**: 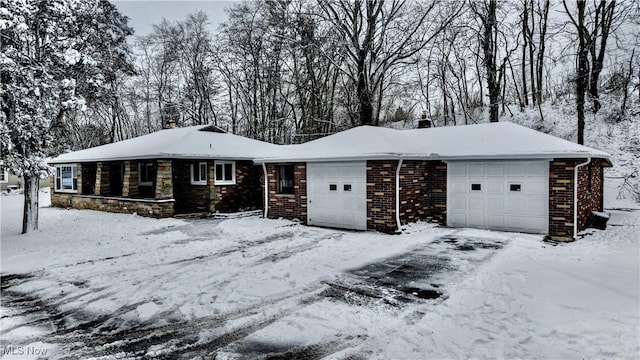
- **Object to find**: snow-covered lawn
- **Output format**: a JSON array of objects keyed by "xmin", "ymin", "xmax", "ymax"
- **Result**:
[{"xmin": 1, "ymin": 189, "xmax": 638, "ymax": 359}]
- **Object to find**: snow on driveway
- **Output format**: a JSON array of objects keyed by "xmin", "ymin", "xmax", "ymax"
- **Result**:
[{"xmin": 1, "ymin": 191, "xmax": 638, "ymax": 359}]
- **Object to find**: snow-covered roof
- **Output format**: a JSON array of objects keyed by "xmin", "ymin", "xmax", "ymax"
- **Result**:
[
  {"xmin": 254, "ymin": 122, "xmax": 611, "ymax": 163},
  {"xmin": 50, "ymin": 125, "xmax": 279, "ymax": 163}
]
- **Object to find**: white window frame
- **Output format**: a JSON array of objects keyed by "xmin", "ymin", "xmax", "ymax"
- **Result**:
[
  {"xmin": 214, "ymin": 161, "xmax": 236, "ymax": 185},
  {"xmin": 138, "ymin": 162, "xmax": 154, "ymax": 186},
  {"xmin": 55, "ymin": 164, "xmax": 78, "ymax": 193},
  {"xmin": 190, "ymin": 162, "xmax": 208, "ymax": 185}
]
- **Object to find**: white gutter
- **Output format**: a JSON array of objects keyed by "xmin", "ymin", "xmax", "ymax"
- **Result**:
[
  {"xmin": 574, "ymin": 157, "xmax": 591, "ymax": 239},
  {"xmin": 395, "ymin": 159, "xmax": 403, "ymax": 233},
  {"xmin": 262, "ymin": 163, "xmax": 269, "ymax": 218}
]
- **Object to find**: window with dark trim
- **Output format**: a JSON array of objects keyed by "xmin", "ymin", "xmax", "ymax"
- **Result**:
[{"xmin": 278, "ymin": 165, "xmax": 295, "ymax": 194}]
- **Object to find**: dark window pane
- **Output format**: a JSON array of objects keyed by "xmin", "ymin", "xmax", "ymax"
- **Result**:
[
  {"xmin": 344, "ymin": 184, "xmax": 352, "ymax": 191},
  {"xmin": 278, "ymin": 165, "xmax": 295, "ymax": 194},
  {"xmin": 510, "ymin": 184, "xmax": 521, "ymax": 192},
  {"xmin": 471, "ymin": 183, "xmax": 481, "ymax": 191},
  {"xmin": 224, "ymin": 163, "xmax": 233, "ymax": 181},
  {"xmin": 329, "ymin": 184, "xmax": 337, "ymax": 191},
  {"xmin": 200, "ymin": 163, "xmax": 207, "ymax": 181},
  {"xmin": 215, "ymin": 164, "xmax": 223, "ymax": 180}
]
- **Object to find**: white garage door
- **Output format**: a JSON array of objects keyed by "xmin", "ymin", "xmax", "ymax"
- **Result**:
[
  {"xmin": 447, "ymin": 161, "xmax": 549, "ymax": 233},
  {"xmin": 307, "ymin": 162, "xmax": 367, "ymax": 230}
]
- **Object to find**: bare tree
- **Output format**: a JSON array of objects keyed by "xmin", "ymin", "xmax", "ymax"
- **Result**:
[
  {"xmin": 319, "ymin": 0, "xmax": 464, "ymax": 126},
  {"xmin": 471, "ymin": 0, "xmax": 500, "ymax": 122}
]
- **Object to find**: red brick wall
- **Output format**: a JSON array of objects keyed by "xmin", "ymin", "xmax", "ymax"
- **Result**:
[
  {"xmin": 398, "ymin": 161, "xmax": 428, "ymax": 224},
  {"xmin": 172, "ymin": 160, "xmax": 211, "ymax": 213},
  {"xmin": 549, "ymin": 158, "xmax": 605, "ymax": 240},
  {"xmin": 266, "ymin": 163, "xmax": 307, "ymax": 222},
  {"xmin": 577, "ymin": 159, "xmax": 604, "ymax": 231},
  {"xmin": 424, "ymin": 160, "xmax": 447, "ymax": 224},
  {"xmin": 214, "ymin": 160, "xmax": 263, "ymax": 212},
  {"xmin": 367, "ymin": 160, "xmax": 398, "ymax": 233}
]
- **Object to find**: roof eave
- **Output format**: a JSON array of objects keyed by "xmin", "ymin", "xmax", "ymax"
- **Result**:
[{"xmin": 254, "ymin": 152, "xmax": 612, "ymax": 164}]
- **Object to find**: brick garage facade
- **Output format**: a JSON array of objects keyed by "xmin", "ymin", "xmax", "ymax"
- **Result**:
[
  {"xmin": 423, "ymin": 161, "xmax": 447, "ymax": 224},
  {"xmin": 265, "ymin": 163, "xmax": 307, "ymax": 222},
  {"xmin": 366, "ymin": 160, "xmax": 397, "ymax": 233},
  {"xmin": 548, "ymin": 158, "xmax": 606, "ymax": 240},
  {"xmin": 264, "ymin": 160, "xmax": 448, "ymax": 233},
  {"xmin": 577, "ymin": 159, "xmax": 605, "ymax": 231}
]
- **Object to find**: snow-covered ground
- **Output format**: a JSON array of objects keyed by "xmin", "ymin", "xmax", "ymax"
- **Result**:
[{"xmin": 1, "ymin": 188, "xmax": 638, "ymax": 359}]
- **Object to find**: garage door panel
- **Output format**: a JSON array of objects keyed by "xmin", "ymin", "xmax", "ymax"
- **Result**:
[
  {"xmin": 527, "ymin": 217, "xmax": 547, "ymax": 230},
  {"xmin": 507, "ymin": 164, "xmax": 526, "ymax": 176},
  {"xmin": 448, "ymin": 161, "xmax": 549, "ymax": 234},
  {"xmin": 468, "ymin": 164, "xmax": 485, "ymax": 177},
  {"xmin": 450, "ymin": 180, "xmax": 466, "ymax": 193},
  {"xmin": 448, "ymin": 213, "xmax": 465, "ymax": 226},
  {"xmin": 526, "ymin": 181, "xmax": 547, "ymax": 195},
  {"xmin": 526, "ymin": 198, "xmax": 547, "ymax": 214},
  {"xmin": 487, "ymin": 197, "xmax": 504, "ymax": 213},
  {"xmin": 468, "ymin": 214, "xmax": 485, "ymax": 227},
  {"xmin": 505, "ymin": 216, "xmax": 526, "ymax": 229},
  {"xmin": 486, "ymin": 163, "xmax": 504, "ymax": 177},
  {"xmin": 449, "ymin": 163, "xmax": 466, "ymax": 177},
  {"xmin": 487, "ymin": 181, "xmax": 504, "ymax": 194},
  {"xmin": 469, "ymin": 197, "xmax": 485, "ymax": 212},
  {"xmin": 450, "ymin": 197, "xmax": 466, "ymax": 211},
  {"xmin": 486, "ymin": 214, "xmax": 504, "ymax": 228},
  {"xmin": 307, "ymin": 162, "xmax": 367, "ymax": 230},
  {"xmin": 527, "ymin": 162, "xmax": 548, "ymax": 176},
  {"xmin": 506, "ymin": 198, "xmax": 527, "ymax": 213}
]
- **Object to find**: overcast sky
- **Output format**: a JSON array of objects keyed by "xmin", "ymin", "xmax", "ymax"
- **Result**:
[{"xmin": 113, "ymin": 1, "xmax": 236, "ymax": 36}]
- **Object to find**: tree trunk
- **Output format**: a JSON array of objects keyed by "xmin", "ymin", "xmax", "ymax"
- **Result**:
[
  {"xmin": 482, "ymin": 0, "xmax": 500, "ymax": 122},
  {"xmin": 522, "ymin": 0, "xmax": 529, "ymax": 107},
  {"xmin": 575, "ymin": 1, "xmax": 588, "ymax": 145},
  {"xmin": 22, "ymin": 175, "xmax": 39, "ymax": 234},
  {"xmin": 535, "ymin": 0, "xmax": 550, "ymax": 104}
]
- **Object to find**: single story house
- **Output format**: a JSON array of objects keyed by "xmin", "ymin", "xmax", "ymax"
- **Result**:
[
  {"xmin": 49, "ymin": 121, "xmax": 611, "ymax": 241},
  {"xmin": 48, "ymin": 125, "xmax": 277, "ymax": 217},
  {"xmin": 254, "ymin": 122, "xmax": 611, "ymax": 241}
]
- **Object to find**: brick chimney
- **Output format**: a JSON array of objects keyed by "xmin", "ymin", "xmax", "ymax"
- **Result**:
[
  {"xmin": 163, "ymin": 119, "xmax": 177, "ymax": 129},
  {"xmin": 417, "ymin": 111, "xmax": 431, "ymax": 128}
]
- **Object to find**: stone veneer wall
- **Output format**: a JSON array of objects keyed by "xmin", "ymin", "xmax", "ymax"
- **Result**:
[
  {"xmin": 548, "ymin": 158, "xmax": 605, "ymax": 240},
  {"xmin": 155, "ymin": 160, "xmax": 173, "ymax": 200},
  {"xmin": 366, "ymin": 160, "xmax": 398, "ymax": 233},
  {"xmin": 214, "ymin": 161, "xmax": 263, "ymax": 212},
  {"xmin": 50, "ymin": 192, "xmax": 174, "ymax": 218},
  {"xmin": 266, "ymin": 163, "xmax": 307, "ymax": 222}
]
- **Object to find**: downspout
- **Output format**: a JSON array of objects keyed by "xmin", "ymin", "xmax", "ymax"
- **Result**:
[
  {"xmin": 262, "ymin": 163, "xmax": 268, "ymax": 218},
  {"xmin": 573, "ymin": 157, "xmax": 591, "ymax": 239},
  {"xmin": 395, "ymin": 159, "xmax": 403, "ymax": 233}
]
